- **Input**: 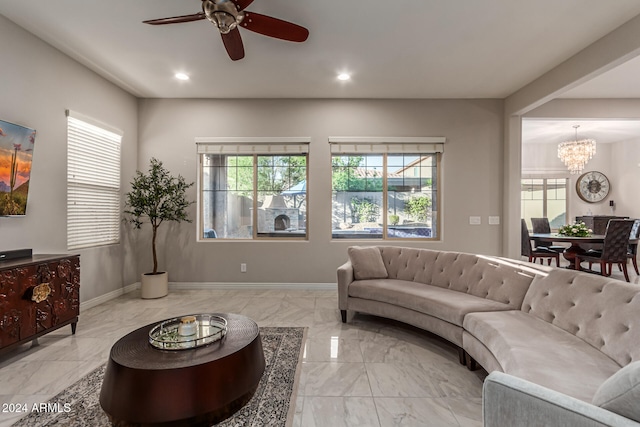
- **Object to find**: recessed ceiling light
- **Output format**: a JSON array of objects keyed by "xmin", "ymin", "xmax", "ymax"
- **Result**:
[
  {"xmin": 337, "ymin": 73, "xmax": 351, "ymax": 81},
  {"xmin": 175, "ymin": 73, "xmax": 190, "ymax": 81}
]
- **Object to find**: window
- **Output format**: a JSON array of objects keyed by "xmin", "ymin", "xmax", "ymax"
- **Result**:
[
  {"xmin": 521, "ymin": 177, "xmax": 567, "ymax": 230},
  {"xmin": 197, "ymin": 138, "xmax": 309, "ymax": 240},
  {"xmin": 66, "ymin": 110, "xmax": 122, "ymax": 249},
  {"xmin": 330, "ymin": 137, "xmax": 443, "ymax": 240}
]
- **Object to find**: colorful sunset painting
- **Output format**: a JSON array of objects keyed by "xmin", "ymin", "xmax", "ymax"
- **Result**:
[{"xmin": 0, "ymin": 119, "xmax": 36, "ymax": 215}]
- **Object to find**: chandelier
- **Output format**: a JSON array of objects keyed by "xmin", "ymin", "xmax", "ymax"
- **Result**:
[{"xmin": 557, "ymin": 125, "xmax": 596, "ymax": 174}]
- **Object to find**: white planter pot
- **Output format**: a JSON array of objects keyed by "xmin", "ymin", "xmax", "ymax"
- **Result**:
[{"xmin": 141, "ymin": 272, "xmax": 168, "ymax": 299}]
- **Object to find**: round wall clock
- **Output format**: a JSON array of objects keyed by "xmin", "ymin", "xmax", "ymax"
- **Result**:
[{"xmin": 576, "ymin": 171, "xmax": 610, "ymax": 203}]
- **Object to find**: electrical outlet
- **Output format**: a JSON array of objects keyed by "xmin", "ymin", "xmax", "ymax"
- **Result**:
[
  {"xmin": 489, "ymin": 216, "xmax": 500, "ymax": 225},
  {"xmin": 240, "ymin": 263, "xmax": 247, "ymax": 273},
  {"xmin": 469, "ymin": 216, "xmax": 481, "ymax": 225}
]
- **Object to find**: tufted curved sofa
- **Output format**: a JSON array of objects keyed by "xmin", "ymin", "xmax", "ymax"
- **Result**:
[{"xmin": 338, "ymin": 246, "xmax": 640, "ymax": 426}]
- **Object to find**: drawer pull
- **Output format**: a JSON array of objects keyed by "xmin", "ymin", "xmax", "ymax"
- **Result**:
[{"xmin": 31, "ymin": 283, "xmax": 51, "ymax": 303}]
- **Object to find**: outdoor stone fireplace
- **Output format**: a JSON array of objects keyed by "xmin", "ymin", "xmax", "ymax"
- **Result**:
[{"xmin": 258, "ymin": 195, "xmax": 299, "ymax": 232}]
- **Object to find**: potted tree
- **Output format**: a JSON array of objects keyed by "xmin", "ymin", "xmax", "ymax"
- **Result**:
[{"xmin": 124, "ymin": 158, "xmax": 194, "ymax": 299}]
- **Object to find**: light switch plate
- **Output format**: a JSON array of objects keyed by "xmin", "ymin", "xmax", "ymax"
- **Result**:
[
  {"xmin": 469, "ymin": 216, "xmax": 481, "ymax": 225},
  {"xmin": 489, "ymin": 216, "xmax": 500, "ymax": 225}
]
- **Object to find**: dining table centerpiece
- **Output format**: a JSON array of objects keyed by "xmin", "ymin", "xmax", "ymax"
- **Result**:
[{"xmin": 557, "ymin": 221, "xmax": 592, "ymax": 237}]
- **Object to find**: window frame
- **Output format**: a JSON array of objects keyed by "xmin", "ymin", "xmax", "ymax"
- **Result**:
[
  {"xmin": 196, "ymin": 137, "xmax": 310, "ymax": 241},
  {"xmin": 521, "ymin": 175, "xmax": 569, "ymax": 231},
  {"xmin": 66, "ymin": 110, "xmax": 122, "ymax": 250},
  {"xmin": 329, "ymin": 137, "xmax": 444, "ymax": 241}
]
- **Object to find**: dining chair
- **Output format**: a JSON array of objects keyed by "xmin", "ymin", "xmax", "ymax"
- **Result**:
[
  {"xmin": 588, "ymin": 219, "xmax": 640, "ymax": 276},
  {"xmin": 627, "ymin": 219, "xmax": 640, "ymax": 275},
  {"xmin": 605, "ymin": 218, "xmax": 640, "ymax": 276},
  {"xmin": 530, "ymin": 217, "xmax": 565, "ymax": 252},
  {"xmin": 521, "ymin": 219, "xmax": 560, "ymax": 267},
  {"xmin": 574, "ymin": 219, "xmax": 635, "ymax": 282}
]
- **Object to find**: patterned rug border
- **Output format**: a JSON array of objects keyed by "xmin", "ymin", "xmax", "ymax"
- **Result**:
[
  {"xmin": 285, "ymin": 327, "xmax": 306, "ymax": 427},
  {"xmin": 12, "ymin": 326, "xmax": 307, "ymax": 427}
]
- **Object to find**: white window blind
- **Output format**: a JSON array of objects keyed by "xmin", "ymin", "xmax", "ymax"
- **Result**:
[
  {"xmin": 329, "ymin": 136, "xmax": 445, "ymax": 153},
  {"xmin": 67, "ymin": 111, "xmax": 122, "ymax": 250},
  {"xmin": 196, "ymin": 137, "xmax": 310, "ymax": 154}
]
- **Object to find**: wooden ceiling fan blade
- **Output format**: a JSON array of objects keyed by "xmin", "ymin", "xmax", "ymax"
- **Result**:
[
  {"xmin": 232, "ymin": 0, "xmax": 255, "ymax": 12},
  {"xmin": 241, "ymin": 12, "xmax": 309, "ymax": 42},
  {"xmin": 143, "ymin": 13, "xmax": 206, "ymax": 25},
  {"xmin": 221, "ymin": 28, "xmax": 245, "ymax": 61}
]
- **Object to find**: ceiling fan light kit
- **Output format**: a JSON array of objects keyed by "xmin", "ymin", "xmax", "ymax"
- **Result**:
[{"xmin": 143, "ymin": 0, "xmax": 309, "ymax": 61}]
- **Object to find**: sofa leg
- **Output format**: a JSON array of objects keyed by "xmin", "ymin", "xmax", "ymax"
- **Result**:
[
  {"xmin": 465, "ymin": 354, "xmax": 479, "ymax": 371},
  {"xmin": 457, "ymin": 347, "xmax": 466, "ymax": 365},
  {"xmin": 340, "ymin": 310, "xmax": 347, "ymax": 323}
]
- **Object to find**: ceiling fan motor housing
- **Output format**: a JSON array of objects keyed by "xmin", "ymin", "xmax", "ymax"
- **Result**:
[{"xmin": 202, "ymin": 0, "xmax": 244, "ymax": 34}]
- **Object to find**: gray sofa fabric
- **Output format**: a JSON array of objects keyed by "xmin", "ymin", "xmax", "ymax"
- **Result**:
[
  {"xmin": 464, "ymin": 310, "xmax": 620, "ymax": 402},
  {"xmin": 522, "ymin": 269, "xmax": 640, "ymax": 367},
  {"xmin": 483, "ymin": 372, "xmax": 640, "ymax": 427},
  {"xmin": 347, "ymin": 297, "xmax": 465, "ymax": 345},
  {"xmin": 348, "ymin": 246, "xmax": 388, "ymax": 280},
  {"xmin": 377, "ymin": 247, "xmax": 535, "ymax": 308},
  {"xmin": 342, "ymin": 247, "xmax": 536, "ymax": 348},
  {"xmin": 593, "ymin": 361, "xmax": 640, "ymax": 423},
  {"xmin": 338, "ymin": 245, "xmax": 640, "ymax": 425},
  {"xmin": 349, "ymin": 278, "xmax": 515, "ymax": 326}
]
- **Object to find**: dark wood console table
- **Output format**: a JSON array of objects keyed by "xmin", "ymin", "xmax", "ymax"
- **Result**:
[
  {"xmin": 99, "ymin": 313, "xmax": 265, "ymax": 427},
  {"xmin": 0, "ymin": 254, "xmax": 80, "ymax": 355}
]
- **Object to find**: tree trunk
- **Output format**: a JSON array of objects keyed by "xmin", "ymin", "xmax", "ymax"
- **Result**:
[{"xmin": 152, "ymin": 225, "xmax": 158, "ymax": 274}]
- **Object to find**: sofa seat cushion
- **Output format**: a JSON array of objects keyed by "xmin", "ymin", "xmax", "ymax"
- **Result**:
[
  {"xmin": 464, "ymin": 310, "xmax": 621, "ymax": 402},
  {"xmin": 348, "ymin": 279, "xmax": 514, "ymax": 326}
]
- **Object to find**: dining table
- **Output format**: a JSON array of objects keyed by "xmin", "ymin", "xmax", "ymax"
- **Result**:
[{"xmin": 530, "ymin": 233, "xmax": 638, "ymax": 269}]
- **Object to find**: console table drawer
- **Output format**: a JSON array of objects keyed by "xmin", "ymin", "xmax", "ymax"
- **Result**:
[{"xmin": 0, "ymin": 254, "xmax": 80, "ymax": 354}]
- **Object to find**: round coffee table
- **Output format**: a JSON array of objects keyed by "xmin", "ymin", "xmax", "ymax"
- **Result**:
[{"xmin": 99, "ymin": 313, "xmax": 265, "ymax": 426}]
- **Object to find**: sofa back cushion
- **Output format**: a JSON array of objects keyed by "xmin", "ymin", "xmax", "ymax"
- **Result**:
[
  {"xmin": 379, "ymin": 246, "xmax": 439, "ymax": 283},
  {"xmin": 378, "ymin": 247, "xmax": 535, "ymax": 309},
  {"xmin": 522, "ymin": 269, "xmax": 640, "ymax": 366},
  {"xmin": 430, "ymin": 252, "xmax": 535, "ymax": 308}
]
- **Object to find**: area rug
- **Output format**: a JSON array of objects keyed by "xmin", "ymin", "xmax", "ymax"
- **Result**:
[{"xmin": 12, "ymin": 327, "xmax": 306, "ymax": 427}]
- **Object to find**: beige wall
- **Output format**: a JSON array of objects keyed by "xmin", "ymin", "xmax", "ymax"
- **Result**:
[
  {"xmin": 502, "ymin": 14, "xmax": 640, "ymax": 258},
  {"xmin": 137, "ymin": 98, "xmax": 504, "ymax": 284},
  {"xmin": 3, "ymin": 8, "xmax": 639, "ymax": 295},
  {"xmin": 0, "ymin": 15, "xmax": 139, "ymax": 302},
  {"xmin": 521, "ymin": 142, "xmax": 620, "ymax": 221},
  {"xmin": 524, "ymin": 99, "xmax": 640, "ymax": 223}
]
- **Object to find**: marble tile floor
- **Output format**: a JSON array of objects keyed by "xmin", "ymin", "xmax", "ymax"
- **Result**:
[{"xmin": 0, "ymin": 289, "xmax": 486, "ymax": 427}]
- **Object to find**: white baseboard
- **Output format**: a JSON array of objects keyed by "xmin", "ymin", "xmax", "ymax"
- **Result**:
[
  {"xmin": 80, "ymin": 282, "xmax": 336, "ymax": 311},
  {"xmin": 168, "ymin": 282, "xmax": 337, "ymax": 291},
  {"xmin": 80, "ymin": 282, "xmax": 139, "ymax": 312}
]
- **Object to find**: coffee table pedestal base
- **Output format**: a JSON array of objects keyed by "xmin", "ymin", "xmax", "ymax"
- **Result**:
[{"xmin": 100, "ymin": 314, "xmax": 265, "ymax": 427}]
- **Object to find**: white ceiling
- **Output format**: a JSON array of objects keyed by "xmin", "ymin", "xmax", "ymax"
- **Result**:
[
  {"xmin": 2, "ymin": 0, "xmax": 640, "ymax": 99},
  {"xmin": 522, "ymin": 119, "xmax": 640, "ymax": 145},
  {"xmin": 560, "ymin": 55, "xmax": 640, "ymax": 99}
]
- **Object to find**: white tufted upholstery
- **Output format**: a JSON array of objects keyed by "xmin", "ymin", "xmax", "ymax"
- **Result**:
[
  {"xmin": 464, "ymin": 310, "xmax": 621, "ymax": 402},
  {"xmin": 338, "ymin": 245, "xmax": 640, "ymax": 418},
  {"xmin": 378, "ymin": 247, "xmax": 535, "ymax": 308},
  {"xmin": 522, "ymin": 269, "xmax": 640, "ymax": 367},
  {"xmin": 339, "ymin": 247, "xmax": 538, "ymax": 347}
]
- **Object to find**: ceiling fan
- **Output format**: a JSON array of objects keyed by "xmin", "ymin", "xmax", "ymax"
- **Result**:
[{"xmin": 143, "ymin": 0, "xmax": 309, "ymax": 61}]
